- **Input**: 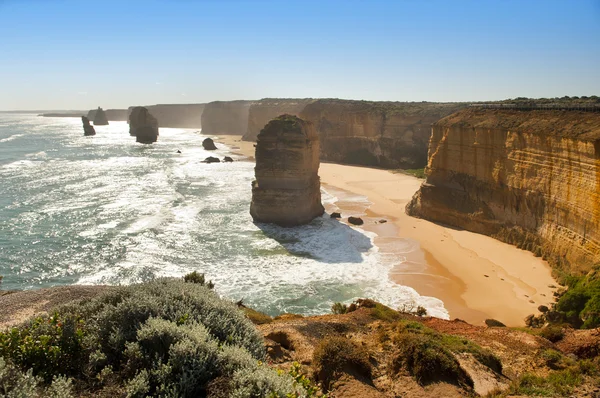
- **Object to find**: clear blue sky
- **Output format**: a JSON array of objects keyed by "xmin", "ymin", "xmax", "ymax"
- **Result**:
[{"xmin": 0, "ymin": 0, "xmax": 599, "ymax": 110}]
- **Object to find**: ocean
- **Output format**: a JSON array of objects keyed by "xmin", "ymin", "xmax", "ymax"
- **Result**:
[{"xmin": 0, "ymin": 113, "xmax": 448, "ymax": 318}]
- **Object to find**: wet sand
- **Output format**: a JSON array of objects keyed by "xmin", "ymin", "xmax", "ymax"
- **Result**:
[{"xmin": 217, "ymin": 135, "xmax": 558, "ymax": 326}]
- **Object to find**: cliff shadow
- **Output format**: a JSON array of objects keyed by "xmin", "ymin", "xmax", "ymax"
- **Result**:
[{"xmin": 255, "ymin": 215, "xmax": 373, "ymax": 264}]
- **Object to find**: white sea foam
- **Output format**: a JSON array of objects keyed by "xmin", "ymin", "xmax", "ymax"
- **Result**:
[
  {"xmin": 1, "ymin": 114, "xmax": 449, "ymax": 319},
  {"xmin": 0, "ymin": 133, "xmax": 24, "ymax": 143}
]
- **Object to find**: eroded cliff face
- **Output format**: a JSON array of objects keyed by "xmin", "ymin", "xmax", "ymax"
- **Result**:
[
  {"xmin": 300, "ymin": 100, "xmax": 466, "ymax": 168},
  {"xmin": 407, "ymin": 108, "xmax": 600, "ymax": 274},
  {"xmin": 200, "ymin": 100, "xmax": 253, "ymax": 135},
  {"xmin": 250, "ymin": 115, "xmax": 324, "ymax": 226},
  {"xmin": 242, "ymin": 98, "xmax": 314, "ymax": 141},
  {"xmin": 145, "ymin": 104, "xmax": 205, "ymax": 128},
  {"xmin": 87, "ymin": 109, "xmax": 128, "ymax": 122}
]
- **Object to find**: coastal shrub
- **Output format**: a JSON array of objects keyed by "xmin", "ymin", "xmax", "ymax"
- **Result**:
[
  {"xmin": 439, "ymin": 334, "xmax": 502, "ymax": 374},
  {"xmin": 541, "ymin": 349, "xmax": 567, "ymax": 370},
  {"xmin": 286, "ymin": 362, "xmax": 321, "ymax": 397},
  {"xmin": 0, "ymin": 278, "xmax": 304, "ymax": 397},
  {"xmin": 0, "ymin": 357, "xmax": 38, "ymax": 398},
  {"xmin": 229, "ymin": 365, "xmax": 303, "ymax": 398},
  {"xmin": 70, "ymin": 278, "xmax": 265, "ymax": 360},
  {"xmin": 0, "ymin": 357, "xmax": 74, "ymax": 398},
  {"xmin": 331, "ymin": 302, "xmax": 348, "ymax": 315},
  {"xmin": 371, "ymin": 303, "xmax": 401, "ymax": 322},
  {"xmin": 508, "ymin": 368, "xmax": 583, "ymax": 396},
  {"xmin": 0, "ymin": 312, "xmax": 86, "ymax": 381},
  {"xmin": 312, "ymin": 336, "xmax": 372, "ymax": 389},
  {"xmin": 404, "ymin": 168, "xmax": 426, "ymax": 179},
  {"xmin": 415, "ymin": 306, "xmax": 427, "ymax": 317},
  {"xmin": 241, "ymin": 306, "xmax": 273, "ymax": 325},
  {"xmin": 539, "ymin": 326, "xmax": 565, "ymax": 343},
  {"xmin": 554, "ymin": 268, "xmax": 600, "ymax": 329},
  {"xmin": 391, "ymin": 332, "xmax": 472, "ymax": 387},
  {"xmin": 389, "ymin": 320, "xmax": 501, "ymax": 375},
  {"xmin": 183, "ymin": 271, "xmax": 214, "ymax": 289}
]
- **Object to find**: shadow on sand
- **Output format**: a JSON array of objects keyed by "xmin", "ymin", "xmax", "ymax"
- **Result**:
[{"xmin": 254, "ymin": 214, "xmax": 373, "ymax": 264}]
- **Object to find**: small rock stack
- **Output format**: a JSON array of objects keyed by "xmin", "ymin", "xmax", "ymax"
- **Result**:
[
  {"xmin": 129, "ymin": 107, "xmax": 159, "ymax": 144},
  {"xmin": 250, "ymin": 114, "xmax": 324, "ymax": 226},
  {"xmin": 81, "ymin": 116, "xmax": 96, "ymax": 136},
  {"xmin": 93, "ymin": 107, "xmax": 109, "ymax": 125}
]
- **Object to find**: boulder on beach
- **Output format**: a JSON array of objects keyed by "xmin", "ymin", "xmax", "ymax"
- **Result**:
[
  {"xmin": 93, "ymin": 107, "xmax": 109, "ymax": 126},
  {"xmin": 348, "ymin": 216, "xmax": 364, "ymax": 225},
  {"xmin": 202, "ymin": 138, "xmax": 218, "ymax": 150},
  {"xmin": 250, "ymin": 115, "xmax": 324, "ymax": 226},
  {"xmin": 81, "ymin": 116, "xmax": 96, "ymax": 136},
  {"xmin": 330, "ymin": 212, "xmax": 341, "ymax": 219},
  {"xmin": 129, "ymin": 106, "xmax": 159, "ymax": 144},
  {"xmin": 223, "ymin": 156, "xmax": 234, "ymax": 162},
  {"xmin": 203, "ymin": 156, "xmax": 220, "ymax": 163},
  {"xmin": 484, "ymin": 319, "xmax": 506, "ymax": 328}
]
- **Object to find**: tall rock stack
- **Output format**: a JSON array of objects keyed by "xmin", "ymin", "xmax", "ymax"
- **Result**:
[
  {"xmin": 250, "ymin": 115, "xmax": 324, "ymax": 226},
  {"xmin": 129, "ymin": 106, "xmax": 159, "ymax": 144},
  {"xmin": 81, "ymin": 116, "xmax": 96, "ymax": 136},
  {"xmin": 92, "ymin": 107, "xmax": 109, "ymax": 125}
]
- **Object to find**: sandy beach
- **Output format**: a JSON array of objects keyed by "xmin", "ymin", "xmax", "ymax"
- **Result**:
[{"xmin": 217, "ymin": 135, "xmax": 558, "ymax": 326}]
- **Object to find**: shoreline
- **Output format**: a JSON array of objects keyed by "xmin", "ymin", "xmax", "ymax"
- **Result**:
[{"xmin": 217, "ymin": 134, "xmax": 559, "ymax": 326}]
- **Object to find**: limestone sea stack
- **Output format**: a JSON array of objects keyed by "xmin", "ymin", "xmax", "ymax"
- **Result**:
[
  {"xmin": 250, "ymin": 115, "xmax": 324, "ymax": 226},
  {"xmin": 81, "ymin": 116, "xmax": 96, "ymax": 136},
  {"xmin": 129, "ymin": 106, "xmax": 159, "ymax": 144},
  {"xmin": 202, "ymin": 138, "xmax": 217, "ymax": 150},
  {"xmin": 92, "ymin": 107, "xmax": 109, "ymax": 125}
]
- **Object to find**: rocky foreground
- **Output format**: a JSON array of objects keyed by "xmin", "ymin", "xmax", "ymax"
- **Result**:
[{"xmin": 1, "ymin": 282, "xmax": 600, "ymax": 397}]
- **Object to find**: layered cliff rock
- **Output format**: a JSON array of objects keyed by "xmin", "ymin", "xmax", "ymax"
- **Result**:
[
  {"xmin": 92, "ymin": 107, "xmax": 109, "ymax": 125},
  {"xmin": 407, "ymin": 108, "xmax": 600, "ymax": 274},
  {"xmin": 250, "ymin": 115, "xmax": 324, "ymax": 226},
  {"xmin": 87, "ymin": 109, "xmax": 129, "ymax": 121},
  {"xmin": 144, "ymin": 104, "xmax": 205, "ymax": 128},
  {"xmin": 200, "ymin": 100, "xmax": 253, "ymax": 135},
  {"xmin": 81, "ymin": 116, "xmax": 96, "ymax": 136},
  {"xmin": 129, "ymin": 106, "xmax": 159, "ymax": 143},
  {"xmin": 242, "ymin": 98, "xmax": 314, "ymax": 141},
  {"xmin": 300, "ymin": 100, "xmax": 466, "ymax": 168}
]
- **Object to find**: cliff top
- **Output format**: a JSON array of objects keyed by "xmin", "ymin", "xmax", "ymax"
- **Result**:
[
  {"xmin": 205, "ymin": 100, "xmax": 254, "ymax": 106},
  {"xmin": 258, "ymin": 114, "xmax": 317, "ymax": 140},
  {"xmin": 436, "ymin": 108, "xmax": 600, "ymax": 141},
  {"xmin": 252, "ymin": 98, "xmax": 315, "ymax": 106},
  {"xmin": 304, "ymin": 98, "xmax": 467, "ymax": 116}
]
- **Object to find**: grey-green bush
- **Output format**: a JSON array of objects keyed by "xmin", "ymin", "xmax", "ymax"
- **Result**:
[
  {"xmin": 0, "ymin": 357, "xmax": 73, "ymax": 398},
  {"xmin": 229, "ymin": 365, "xmax": 305, "ymax": 398},
  {"xmin": 2, "ymin": 278, "xmax": 302, "ymax": 397}
]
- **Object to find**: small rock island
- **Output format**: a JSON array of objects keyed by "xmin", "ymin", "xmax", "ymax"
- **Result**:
[
  {"xmin": 81, "ymin": 116, "xmax": 96, "ymax": 136},
  {"xmin": 92, "ymin": 107, "xmax": 109, "ymax": 125},
  {"xmin": 250, "ymin": 114, "xmax": 324, "ymax": 226},
  {"xmin": 129, "ymin": 106, "xmax": 159, "ymax": 144},
  {"xmin": 202, "ymin": 138, "xmax": 217, "ymax": 150}
]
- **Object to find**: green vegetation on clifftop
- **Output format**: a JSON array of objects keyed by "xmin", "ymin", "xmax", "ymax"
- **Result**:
[{"xmin": 0, "ymin": 275, "xmax": 315, "ymax": 397}]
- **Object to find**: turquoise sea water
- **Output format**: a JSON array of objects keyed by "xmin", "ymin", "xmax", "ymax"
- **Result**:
[{"xmin": 0, "ymin": 113, "xmax": 448, "ymax": 318}]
